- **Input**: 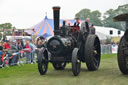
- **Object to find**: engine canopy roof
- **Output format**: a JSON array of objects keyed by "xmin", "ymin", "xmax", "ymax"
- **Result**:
[{"xmin": 114, "ymin": 13, "xmax": 128, "ymax": 22}]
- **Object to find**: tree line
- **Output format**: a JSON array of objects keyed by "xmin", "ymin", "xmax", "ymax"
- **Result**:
[{"xmin": 75, "ymin": 4, "xmax": 128, "ymax": 31}]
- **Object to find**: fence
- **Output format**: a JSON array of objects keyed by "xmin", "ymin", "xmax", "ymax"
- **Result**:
[{"xmin": 101, "ymin": 44, "xmax": 118, "ymax": 54}]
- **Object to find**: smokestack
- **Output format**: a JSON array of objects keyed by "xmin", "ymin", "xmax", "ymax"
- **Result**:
[{"xmin": 53, "ymin": 6, "xmax": 60, "ymax": 35}]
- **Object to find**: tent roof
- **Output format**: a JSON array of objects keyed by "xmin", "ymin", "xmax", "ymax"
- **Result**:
[{"xmin": 26, "ymin": 16, "xmax": 63, "ymax": 36}]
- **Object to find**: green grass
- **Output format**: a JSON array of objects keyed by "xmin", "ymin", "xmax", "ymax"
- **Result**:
[{"xmin": 0, "ymin": 54, "xmax": 128, "ymax": 85}]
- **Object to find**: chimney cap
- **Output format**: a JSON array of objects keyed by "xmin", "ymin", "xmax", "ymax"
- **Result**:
[{"xmin": 53, "ymin": 6, "xmax": 60, "ymax": 10}]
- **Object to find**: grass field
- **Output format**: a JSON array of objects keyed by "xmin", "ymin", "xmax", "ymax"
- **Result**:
[{"xmin": 0, "ymin": 54, "xmax": 128, "ymax": 85}]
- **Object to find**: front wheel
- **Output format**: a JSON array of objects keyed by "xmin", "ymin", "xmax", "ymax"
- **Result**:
[
  {"xmin": 38, "ymin": 48, "xmax": 48, "ymax": 75},
  {"xmin": 72, "ymin": 48, "xmax": 81, "ymax": 76}
]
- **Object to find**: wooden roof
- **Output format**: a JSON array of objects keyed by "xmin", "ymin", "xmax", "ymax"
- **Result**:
[{"xmin": 113, "ymin": 13, "xmax": 128, "ymax": 21}]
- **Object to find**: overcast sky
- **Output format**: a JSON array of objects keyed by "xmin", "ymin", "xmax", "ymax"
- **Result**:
[{"xmin": 0, "ymin": 0, "xmax": 127, "ymax": 28}]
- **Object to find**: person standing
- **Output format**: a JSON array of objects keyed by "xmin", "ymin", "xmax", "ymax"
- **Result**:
[
  {"xmin": 8, "ymin": 40, "xmax": 19, "ymax": 66},
  {"xmin": 80, "ymin": 18, "xmax": 90, "ymax": 34},
  {"xmin": 0, "ymin": 42, "xmax": 3, "ymax": 66},
  {"xmin": 17, "ymin": 41, "xmax": 23, "ymax": 64},
  {"xmin": 29, "ymin": 40, "xmax": 37, "ymax": 64},
  {"xmin": 0, "ymin": 42, "xmax": 3, "ymax": 54},
  {"xmin": 3, "ymin": 40, "xmax": 10, "ymax": 52},
  {"xmin": 74, "ymin": 18, "xmax": 80, "ymax": 27},
  {"xmin": 24, "ymin": 40, "xmax": 31, "ymax": 64},
  {"xmin": 1, "ymin": 32, "xmax": 7, "ymax": 42}
]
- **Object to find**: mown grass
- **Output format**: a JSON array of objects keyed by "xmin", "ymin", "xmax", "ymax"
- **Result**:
[{"xmin": 0, "ymin": 54, "xmax": 128, "ymax": 85}]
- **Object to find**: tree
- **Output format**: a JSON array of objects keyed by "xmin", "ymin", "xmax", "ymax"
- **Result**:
[
  {"xmin": 0, "ymin": 23, "xmax": 13, "ymax": 29},
  {"xmin": 103, "ymin": 4, "xmax": 128, "ymax": 30},
  {"xmin": 90, "ymin": 10, "xmax": 102, "ymax": 26},
  {"xmin": 105, "ymin": 36, "xmax": 112, "ymax": 44},
  {"xmin": 0, "ymin": 23, "xmax": 16, "ymax": 35},
  {"xmin": 75, "ymin": 9, "xmax": 103, "ymax": 26}
]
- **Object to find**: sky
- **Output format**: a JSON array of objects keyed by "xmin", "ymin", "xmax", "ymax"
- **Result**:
[{"xmin": 0, "ymin": 0, "xmax": 127, "ymax": 28}]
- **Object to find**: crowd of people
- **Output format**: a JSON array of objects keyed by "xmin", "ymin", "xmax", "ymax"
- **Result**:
[{"xmin": 0, "ymin": 36, "xmax": 45, "ymax": 68}]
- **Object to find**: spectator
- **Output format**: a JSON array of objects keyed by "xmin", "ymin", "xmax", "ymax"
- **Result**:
[
  {"xmin": 36, "ymin": 39, "xmax": 46, "ymax": 60},
  {"xmin": 8, "ymin": 40, "xmax": 19, "ymax": 66},
  {"xmin": 29, "ymin": 40, "xmax": 37, "ymax": 64},
  {"xmin": 0, "ymin": 42, "xmax": 3, "ymax": 54},
  {"xmin": 17, "ymin": 41, "xmax": 24, "ymax": 64},
  {"xmin": 3, "ymin": 40, "xmax": 10, "ymax": 52},
  {"xmin": 37, "ymin": 39, "xmax": 44, "ymax": 48},
  {"xmin": 21, "ymin": 40, "xmax": 25, "ymax": 49},
  {"xmin": 17, "ymin": 42, "xmax": 23, "ymax": 51},
  {"xmin": 1, "ymin": 32, "xmax": 7, "ymax": 42},
  {"xmin": 24, "ymin": 39, "xmax": 31, "ymax": 64},
  {"xmin": 0, "ymin": 42, "xmax": 3, "ymax": 66}
]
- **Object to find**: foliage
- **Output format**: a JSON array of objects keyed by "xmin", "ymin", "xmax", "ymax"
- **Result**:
[
  {"xmin": 0, "ymin": 23, "xmax": 16, "ymax": 35},
  {"xmin": 105, "ymin": 36, "xmax": 112, "ymax": 44},
  {"xmin": 75, "ymin": 4, "xmax": 128, "ymax": 31},
  {"xmin": 75, "ymin": 9, "xmax": 103, "ymax": 26},
  {"xmin": 0, "ymin": 23, "xmax": 15, "ymax": 29},
  {"xmin": 103, "ymin": 4, "xmax": 128, "ymax": 30},
  {"xmin": 0, "ymin": 33, "xmax": 2, "ymax": 39}
]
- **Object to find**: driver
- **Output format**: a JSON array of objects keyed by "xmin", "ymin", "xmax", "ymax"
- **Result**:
[{"xmin": 74, "ymin": 17, "xmax": 80, "ymax": 27}]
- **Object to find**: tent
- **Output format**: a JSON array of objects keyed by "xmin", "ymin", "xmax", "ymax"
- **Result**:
[
  {"xmin": 26, "ymin": 17, "xmax": 83, "ymax": 36},
  {"xmin": 26, "ymin": 16, "xmax": 63, "ymax": 36}
]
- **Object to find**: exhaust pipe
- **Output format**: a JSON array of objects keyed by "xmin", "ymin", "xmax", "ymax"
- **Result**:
[{"xmin": 53, "ymin": 6, "xmax": 60, "ymax": 35}]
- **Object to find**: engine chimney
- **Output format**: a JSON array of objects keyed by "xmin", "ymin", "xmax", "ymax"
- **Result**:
[{"xmin": 53, "ymin": 6, "xmax": 60, "ymax": 35}]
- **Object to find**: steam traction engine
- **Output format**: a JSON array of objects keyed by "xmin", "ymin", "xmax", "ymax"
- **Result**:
[
  {"xmin": 114, "ymin": 13, "xmax": 128, "ymax": 74},
  {"xmin": 37, "ymin": 6, "xmax": 101, "ymax": 76}
]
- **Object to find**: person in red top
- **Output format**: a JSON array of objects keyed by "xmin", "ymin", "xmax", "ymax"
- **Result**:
[
  {"xmin": 3, "ymin": 40, "xmax": 10, "ymax": 52},
  {"xmin": 24, "ymin": 40, "xmax": 31, "ymax": 64}
]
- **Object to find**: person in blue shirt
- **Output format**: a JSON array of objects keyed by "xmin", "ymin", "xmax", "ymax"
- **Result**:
[{"xmin": 29, "ymin": 40, "xmax": 37, "ymax": 64}]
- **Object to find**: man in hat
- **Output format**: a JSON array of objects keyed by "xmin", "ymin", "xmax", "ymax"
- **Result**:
[{"xmin": 74, "ymin": 17, "xmax": 80, "ymax": 26}]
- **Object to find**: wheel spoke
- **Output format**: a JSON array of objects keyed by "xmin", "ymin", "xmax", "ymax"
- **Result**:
[
  {"xmin": 93, "ymin": 57, "xmax": 98, "ymax": 65},
  {"xmin": 125, "ymin": 57, "xmax": 128, "ymax": 69}
]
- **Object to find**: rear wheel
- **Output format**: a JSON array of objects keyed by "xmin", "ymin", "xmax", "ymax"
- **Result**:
[
  {"xmin": 52, "ymin": 62, "xmax": 66, "ymax": 70},
  {"xmin": 118, "ymin": 36, "xmax": 128, "ymax": 74},
  {"xmin": 85, "ymin": 35, "xmax": 101, "ymax": 71},
  {"xmin": 38, "ymin": 48, "xmax": 48, "ymax": 75},
  {"xmin": 72, "ymin": 48, "xmax": 81, "ymax": 76}
]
